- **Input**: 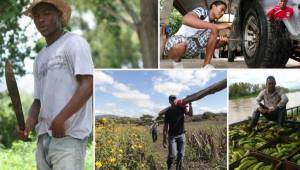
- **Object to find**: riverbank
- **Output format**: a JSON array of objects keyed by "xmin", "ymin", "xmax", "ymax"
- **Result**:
[{"xmin": 229, "ymin": 89, "xmax": 300, "ymax": 100}]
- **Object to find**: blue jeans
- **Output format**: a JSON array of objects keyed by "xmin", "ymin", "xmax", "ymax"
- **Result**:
[
  {"xmin": 167, "ymin": 133, "xmax": 185, "ymax": 170},
  {"xmin": 36, "ymin": 133, "xmax": 88, "ymax": 170}
]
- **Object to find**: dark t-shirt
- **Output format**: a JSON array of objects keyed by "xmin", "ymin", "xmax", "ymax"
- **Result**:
[{"xmin": 164, "ymin": 105, "xmax": 187, "ymax": 136}]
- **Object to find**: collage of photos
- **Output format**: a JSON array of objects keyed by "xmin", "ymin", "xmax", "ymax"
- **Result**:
[{"xmin": 0, "ymin": 0, "xmax": 300, "ymax": 170}]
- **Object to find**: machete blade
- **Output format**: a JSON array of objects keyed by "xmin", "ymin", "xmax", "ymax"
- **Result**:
[{"xmin": 5, "ymin": 60, "xmax": 25, "ymax": 131}]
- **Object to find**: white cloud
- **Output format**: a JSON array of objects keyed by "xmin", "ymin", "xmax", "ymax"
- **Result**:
[
  {"xmin": 95, "ymin": 86, "xmax": 107, "ymax": 93},
  {"xmin": 94, "ymin": 71, "xmax": 160, "ymax": 114},
  {"xmin": 94, "ymin": 71, "xmax": 114, "ymax": 85},
  {"xmin": 95, "ymin": 70, "xmax": 223, "ymax": 118},
  {"xmin": 154, "ymin": 81, "xmax": 190, "ymax": 96},
  {"xmin": 113, "ymin": 82, "xmax": 129, "ymax": 91},
  {"xmin": 112, "ymin": 89, "xmax": 154, "ymax": 109},
  {"xmin": 153, "ymin": 70, "xmax": 217, "ymax": 96},
  {"xmin": 163, "ymin": 69, "xmax": 215, "ymax": 86}
]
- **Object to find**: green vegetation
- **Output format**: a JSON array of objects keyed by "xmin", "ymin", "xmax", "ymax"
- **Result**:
[
  {"xmin": 1, "ymin": 0, "xmax": 157, "ymax": 75},
  {"xmin": 229, "ymin": 82, "xmax": 289, "ymax": 100},
  {"xmin": 0, "ymin": 92, "xmax": 93, "ymax": 169},
  {"xmin": 0, "ymin": 0, "xmax": 31, "ymax": 76},
  {"xmin": 0, "ymin": 138, "xmax": 93, "ymax": 170},
  {"xmin": 95, "ymin": 116, "xmax": 227, "ymax": 169},
  {"xmin": 160, "ymin": 0, "xmax": 182, "ymax": 35},
  {"xmin": 229, "ymin": 120, "xmax": 300, "ymax": 169},
  {"xmin": 169, "ymin": 8, "xmax": 182, "ymax": 35},
  {"xmin": 0, "ymin": 92, "xmax": 32, "ymax": 148}
]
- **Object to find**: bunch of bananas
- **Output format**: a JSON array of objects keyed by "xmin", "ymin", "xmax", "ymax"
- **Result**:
[
  {"xmin": 289, "ymin": 132, "xmax": 300, "ymax": 141},
  {"xmin": 291, "ymin": 154, "xmax": 300, "ymax": 165},
  {"xmin": 261, "ymin": 142, "xmax": 300, "ymax": 159},
  {"xmin": 230, "ymin": 149, "xmax": 246, "ymax": 163},
  {"xmin": 234, "ymin": 156, "xmax": 273, "ymax": 170},
  {"xmin": 230, "ymin": 119, "xmax": 300, "ymax": 168}
]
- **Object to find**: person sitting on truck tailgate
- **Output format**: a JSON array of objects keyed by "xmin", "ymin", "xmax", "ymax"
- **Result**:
[
  {"xmin": 250, "ymin": 76, "xmax": 289, "ymax": 129},
  {"xmin": 267, "ymin": 0, "xmax": 294, "ymax": 20},
  {"xmin": 163, "ymin": 0, "xmax": 231, "ymax": 69}
]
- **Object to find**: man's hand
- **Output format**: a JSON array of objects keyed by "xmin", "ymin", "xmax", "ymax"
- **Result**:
[
  {"xmin": 218, "ymin": 36, "xmax": 228, "ymax": 45},
  {"xmin": 267, "ymin": 107, "xmax": 276, "ymax": 114},
  {"xmin": 163, "ymin": 139, "xmax": 167, "ymax": 148},
  {"xmin": 16, "ymin": 126, "xmax": 29, "ymax": 141},
  {"xmin": 50, "ymin": 115, "xmax": 66, "ymax": 138},
  {"xmin": 258, "ymin": 107, "xmax": 268, "ymax": 114},
  {"xmin": 16, "ymin": 100, "xmax": 40, "ymax": 141},
  {"xmin": 216, "ymin": 23, "xmax": 232, "ymax": 30}
]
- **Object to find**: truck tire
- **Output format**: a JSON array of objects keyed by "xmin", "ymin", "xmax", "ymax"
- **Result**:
[
  {"xmin": 242, "ymin": 1, "xmax": 292, "ymax": 68},
  {"xmin": 262, "ymin": 21, "xmax": 292, "ymax": 67}
]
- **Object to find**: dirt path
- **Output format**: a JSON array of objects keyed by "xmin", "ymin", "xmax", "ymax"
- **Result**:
[{"xmin": 148, "ymin": 125, "xmax": 168, "ymax": 169}]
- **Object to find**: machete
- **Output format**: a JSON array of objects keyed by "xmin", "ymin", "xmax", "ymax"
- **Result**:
[
  {"xmin": 158, "ymin": 79, "xmax": 227, "ymax": 116},
  {"xmin": 5, "ymin": 60, "xmax": 26, "ymax": 131}
]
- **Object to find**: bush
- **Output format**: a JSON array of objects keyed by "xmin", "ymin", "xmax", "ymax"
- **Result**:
[{"xmin": 0, "ymin": 92, "xmax": 32, "ymax": 148}]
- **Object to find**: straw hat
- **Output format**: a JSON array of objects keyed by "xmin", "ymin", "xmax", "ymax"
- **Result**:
[{"xmin": 23, "ymin": 0, "xmax": 71, "ymax": 26}]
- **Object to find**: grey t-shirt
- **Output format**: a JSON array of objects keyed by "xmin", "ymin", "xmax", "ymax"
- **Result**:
[{"xmin": 33, "ymin": 32, "xmax": 94, "ymax": 139}]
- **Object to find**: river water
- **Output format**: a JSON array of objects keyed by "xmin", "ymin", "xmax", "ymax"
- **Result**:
[{"xmin": 229, "ymin": 91, "xmax": 300, "ymax": 124}]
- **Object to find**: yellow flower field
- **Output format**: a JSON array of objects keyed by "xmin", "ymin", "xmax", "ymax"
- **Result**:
[{"xmin": 95, "ymin": 118, "xmax": 161, "ymax": 170}]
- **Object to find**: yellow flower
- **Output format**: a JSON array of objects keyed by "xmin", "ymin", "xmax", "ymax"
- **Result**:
[
  {"xmin": 109, "ymin": 157, "xmax": 116, "ymax": 163},
  {"xmin": 95, "ymin": 161, "xmax": 103, "ymax": 168},
  {"xmin": 137, "ymin": 144, "xmax": 143, "ymax": 149},
  {"xmin": 99, "ymin": 118, "xmax": 108, "ymax": 124},
  {"xmin": 111, "ymin": 148, "xmax": 116, "ymax": 152},
  {"xmin": 118, "ymin": 149, "xmax": 123, "ymax": 153}
]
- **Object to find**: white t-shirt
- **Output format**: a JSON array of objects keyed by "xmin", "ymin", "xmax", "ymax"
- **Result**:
[
  {"xmin": 175, "ymin": 7, "xmax": 210, "ymax": 37},
  {"xmin": 33, "ymin": 32, "xmax": 94, "ymax": 139}
]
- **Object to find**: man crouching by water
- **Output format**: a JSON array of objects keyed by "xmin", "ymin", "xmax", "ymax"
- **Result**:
[{"xmin": 250, "ymin": 76, "xmax": 288, "ymax": 129}]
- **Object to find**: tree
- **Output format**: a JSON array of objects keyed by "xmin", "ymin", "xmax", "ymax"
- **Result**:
[
  {"xmin": 71, "ymin": 0, "xmax": 158, "ymax": 68},
  {"xmin": 140, "ymin": 114, "xmax": 154, "ymax": 124},
  {"xmin": 139, "ymin": 0, "xmax": 158, "ymax": 68},
  {"xmin": 0, "ymin": 0, "xmax": 31, "ymax": 76}
]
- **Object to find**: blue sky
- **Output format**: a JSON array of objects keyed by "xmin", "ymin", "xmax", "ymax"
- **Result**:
[{"xmin": 94, "ymin": 70, "xmax": 227, "ymax": 118}]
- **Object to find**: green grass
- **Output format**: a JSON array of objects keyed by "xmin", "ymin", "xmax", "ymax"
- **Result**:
[{"xmin": 0, "ymin": 138, "xmax": 93, "ymax": 170}]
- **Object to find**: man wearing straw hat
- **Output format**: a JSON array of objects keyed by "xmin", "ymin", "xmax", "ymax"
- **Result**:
[{"xmin": 16, "ymin": 0, "xmax": 93, "ymax": 169}]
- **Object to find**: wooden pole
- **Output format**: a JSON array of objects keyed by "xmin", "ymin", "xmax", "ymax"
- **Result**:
[
  {"xmin": 158, "ymin": 79, "xmax": 227, "ymax": 115},
  {"xmin": 160, "ymin": 0, "xmax": 175, "ymax": 59},
  {"xmin": 160, "ymin": 0, "xmax": 175, "ymax": 25}
]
